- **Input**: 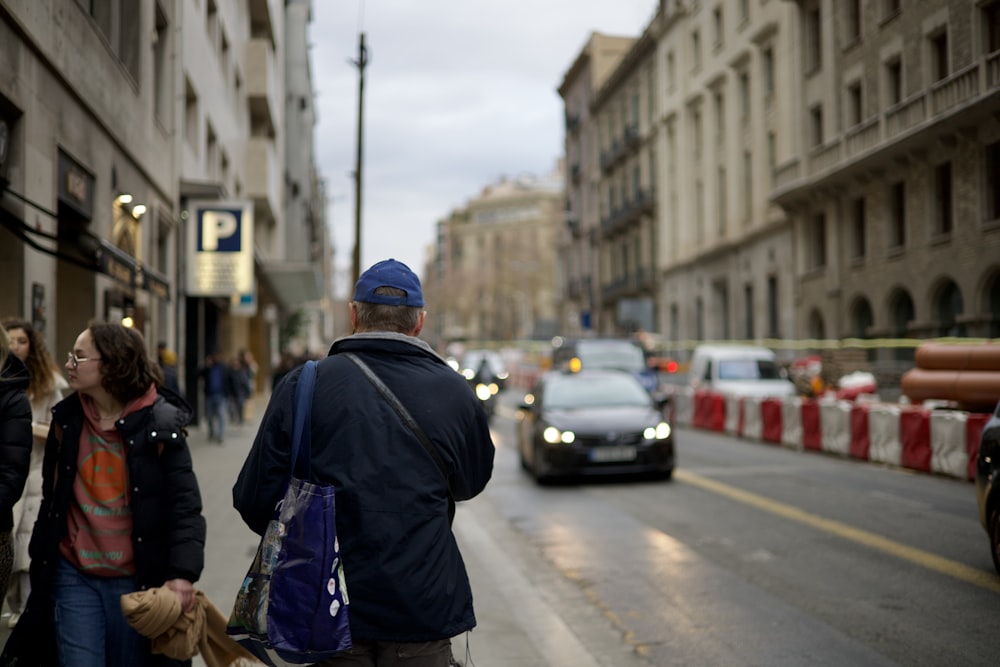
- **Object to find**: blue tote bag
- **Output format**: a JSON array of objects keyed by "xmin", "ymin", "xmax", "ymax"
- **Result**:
[{"xmin": 228, "ymin": 360, "xmax": 352, "ymax": 665}]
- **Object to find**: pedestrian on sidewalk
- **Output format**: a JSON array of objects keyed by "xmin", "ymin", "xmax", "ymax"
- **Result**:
[
  {"xmin": 198, "ymin": 353, "xmax": 228, "ymax": 443},
  {"xmin": 1, "ymin": 317, "xmax": 68, "ymax": 628},
  {"xmin": 0, "ymin": 323, "xmax": 32, "ymax": 628},
  {"xmin": 234, "ymin": 258, "xmax": 494, "ymax": 667},
  {"xmin": 1, "ymin": 321, "xmax": 206, "ymax": 667}
]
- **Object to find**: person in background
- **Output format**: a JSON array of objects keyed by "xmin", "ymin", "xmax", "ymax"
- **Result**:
[
  {"xmin": 235, "ymin": 259, "xmax": 494, "ymax": 667},
  {"xmin": 1, "ymin": 317, "xmax": 68, "ymax": 628},
  {"xmin": 1, "ymin": 321, "xmax": 206, "ymax": 666},
  {"xmin": 198, "ymin": 352, "xmax": 228, "ymax": 443},
  {"xmin": 156, "ymin": 343, "xmax": 182, "ymax": 397},
  {"xmin": 0, "ymin": 323, "xmax": 32, "ymax": 635}
]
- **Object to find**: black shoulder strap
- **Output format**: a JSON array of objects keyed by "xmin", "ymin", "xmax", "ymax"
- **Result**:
[{"xmin": 343, "ymin": 352, "xmax": 456, "ymax": 521}]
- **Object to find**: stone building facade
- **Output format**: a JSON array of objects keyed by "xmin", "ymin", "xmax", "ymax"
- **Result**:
[{"xmin": 0, "ymin": 0, "xmax": 329, "ymax": 400}]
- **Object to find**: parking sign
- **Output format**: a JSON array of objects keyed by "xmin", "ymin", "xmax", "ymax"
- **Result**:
[{"xmin": 187, "ymin": 201, "xmax": 254, "ymax": 296}]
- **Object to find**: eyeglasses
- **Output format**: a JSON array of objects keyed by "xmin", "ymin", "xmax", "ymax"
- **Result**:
[{"xmin": 67, "ymin": 352, "xmax": 102, "ymax": 369}]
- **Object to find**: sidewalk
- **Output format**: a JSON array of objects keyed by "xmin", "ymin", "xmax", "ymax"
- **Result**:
[{"xmin": 0, "ymin": 394, "xmax": 625, "ymax": 666}]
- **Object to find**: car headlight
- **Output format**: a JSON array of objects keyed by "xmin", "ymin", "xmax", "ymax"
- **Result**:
[
  {"xmin": 543, "ymin": 426, "xmax": 575, "ymax": 444},
  {"xmin": 643, "ymin": 422, "xmax": 672, "ymax": 440}
]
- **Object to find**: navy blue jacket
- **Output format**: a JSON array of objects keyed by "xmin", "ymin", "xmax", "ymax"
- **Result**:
[
  {"xmin": 233, "ymin": 333, "xmax": 495, "ymax": 642},
  {"xmin": 1, "ymin": 386, "xmax": 206, "ymax": 667}
]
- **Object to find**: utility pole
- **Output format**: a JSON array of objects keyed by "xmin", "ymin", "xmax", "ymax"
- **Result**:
[{"xmin": 351, "ymin": 32, "xmax": 368, "ymax": 289}]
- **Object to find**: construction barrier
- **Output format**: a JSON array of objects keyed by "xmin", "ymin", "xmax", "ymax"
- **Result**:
[
  {"xmin": 967, "ymin": 412, "xmax": 992, "ymax": 481},
  {"xmin": 743, "ymin": 396, "xmax": 763, "ymax": 441},
  {"xmin": 820, "ymin": 400, "xmax": 851, "ymax": 456},
  {"xmin": 725, "ymin": 395, "xmax": 743, "ymax": 436},
  {"xmin": 850, "ymin": 404, "xmax": 871, "ymax": 460},
  {"xmin": 781, "ymin": 397, "xmax": 802, "ymax": 448},
  {"xmin": 801, "ymin": 400, "xmax": 822, "ymax": 451},
  {"xmin": 899, "ymin": 407, "xmax": 932, "ymax": 473},
  {"xmin": 930, "ymin": 410, "xmax": 970, "ymax": 479},
  {"xmin": 761, "ymin": 398, "xmax": 783, "ymax": 444},
  {"xmin": 868, "ymin": 405, "xmax": 902, "ymax": 467}
]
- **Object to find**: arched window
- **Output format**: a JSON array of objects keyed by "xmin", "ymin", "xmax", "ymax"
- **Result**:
[
  {"xmin": 851, "ymin": 297, "xmax": 875, "ymax": 361},
  {"xmin": 889, "ymin": 289, "xmax": 915, "ymax": 361},
  {"xmin": 808, "ymin": 309, "xmax": 825, "ymax": 340},
  {"xmin": 935, "ymin": 280, "xmax": 965, "ymax": 337}
]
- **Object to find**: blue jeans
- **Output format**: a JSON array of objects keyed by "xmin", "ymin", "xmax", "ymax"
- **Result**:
[
  {"xmin": 52, "ymin": 556, "xmax": 148, "ymax": 667},
  {"xmin": 206, "ymin": 393, "xmax": 227, "ymax": 440}
]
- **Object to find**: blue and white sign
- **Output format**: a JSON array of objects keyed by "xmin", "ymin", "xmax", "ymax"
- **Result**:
[{"xmin": 187, "ymin": 201, "xmax": 254, "ymax": 296}]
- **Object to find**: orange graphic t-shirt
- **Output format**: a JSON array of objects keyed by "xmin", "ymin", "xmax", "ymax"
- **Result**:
[{"xmin": 59, "ymin": 386, "xmax": 157, "ymax": 576}]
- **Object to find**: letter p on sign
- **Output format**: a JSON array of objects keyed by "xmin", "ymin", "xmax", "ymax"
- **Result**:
[{"xmin": 199, "ymin": 210, "xmax": 241, "ymax": 252}]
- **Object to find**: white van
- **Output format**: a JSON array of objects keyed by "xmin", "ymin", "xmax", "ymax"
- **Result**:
[{"xmin": 688, "ymin": 345, "xmax": 796, "ymax": 398}]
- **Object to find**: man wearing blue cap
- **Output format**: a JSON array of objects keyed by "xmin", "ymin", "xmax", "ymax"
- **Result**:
[{"xmin": 234, "ymin": 259, "xmax": 495, "ymax": 667}]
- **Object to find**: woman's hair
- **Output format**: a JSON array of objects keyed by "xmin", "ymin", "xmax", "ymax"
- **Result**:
[
  {"xmin": 353, "ymin": 287, "xmax": 422, "ymax": 333},
  {"xmin": 88, "ymin": 321, "xmax": 164, "ymax": 404},
  {"xmin": 2, "ymin": 317, "xmax": 61, "ymax": 402}
]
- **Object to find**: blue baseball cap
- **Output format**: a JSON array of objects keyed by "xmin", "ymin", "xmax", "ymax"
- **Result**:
[{"xmin": 352, "ymin": 259, "xmax": 425, "ymax": 307}]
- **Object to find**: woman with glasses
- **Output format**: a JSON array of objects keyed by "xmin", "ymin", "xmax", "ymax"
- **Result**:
[
  {"xmin": 1, "ymin": 321, "xmax": 206, "ymax": 667},
  {"xmin": 1, "ymin": 317, "xmax": 68, "ymax": 628},
  {"xmin": 0, "ymin": 321, "xmax": 32, "ymax": 617}
]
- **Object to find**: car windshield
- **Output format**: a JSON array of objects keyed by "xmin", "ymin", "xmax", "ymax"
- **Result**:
[
  {"xmin": 543, "ymin": 374, "xmax": 652, "ymax": 409},
  {"xmin": 575, "ymin": 342, "xmax": 645, "ymax": 372},
  {"xmin": 718, "ymin": 359, "xmax": 782, "ymax": 380}
]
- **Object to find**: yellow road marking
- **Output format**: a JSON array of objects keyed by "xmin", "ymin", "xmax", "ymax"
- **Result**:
[{"xmin": 675, "ymin": 468, "xmax": 1000, "ymax": 595}]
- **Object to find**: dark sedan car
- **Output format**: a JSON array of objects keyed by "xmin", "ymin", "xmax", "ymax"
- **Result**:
[
  {"xmin": 975, "ymin": 400, "xmax": 1000, "ymax": 574},
  {"xmin": 517, "ymin": 369, "xmax": 674, "ymax": 483}
]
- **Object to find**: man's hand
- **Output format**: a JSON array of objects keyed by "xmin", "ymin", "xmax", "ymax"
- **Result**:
[{"xmin": 164, "ymin": 578, "xmax": 196, "ymax": 612}]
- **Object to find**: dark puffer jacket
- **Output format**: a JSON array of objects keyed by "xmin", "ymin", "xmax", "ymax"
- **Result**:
[
  {"xmin": 0, "ymin": 353, "xmax": 32, "ymax": 531},
  {"xmin": 0, "ymin": 386, "xmax": 206, "ymax": 667},
  {"xmin": 234, "ymin": 333, "xmax": 495, "ymax": 643}
]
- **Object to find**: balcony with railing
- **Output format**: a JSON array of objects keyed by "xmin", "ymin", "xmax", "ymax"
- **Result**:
[
  {"xmin": 245, "ymin": 38, "xmax": 278, "ymax": 136},
  {"xmin": 930, "ymin": 63, "xmax": 980, "ymax": 115},
  {"xmin": 600, "ymin": 266, "xmax": 655, "ymax": 303},
  {"xmin": 599, "ymin": 188, "xmax": 655, "ymax": 238},
  {"xmin": 245, "ymin": 136, "xmax": 280, "ymax": 223}
]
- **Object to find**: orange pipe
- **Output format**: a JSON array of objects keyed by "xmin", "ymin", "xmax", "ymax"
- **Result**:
[
  {"xmin": 900, "ymin": 367, "xmax": 1000, "ymax": 407},
  {"xmin": 914, "ymin": 343, "xmax": 1000, "ymax": 371}
]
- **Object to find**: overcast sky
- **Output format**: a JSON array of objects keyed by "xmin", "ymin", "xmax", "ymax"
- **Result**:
[{"xmin": 309, "ymin": 0, "xmax": 658, "ymax": 295}]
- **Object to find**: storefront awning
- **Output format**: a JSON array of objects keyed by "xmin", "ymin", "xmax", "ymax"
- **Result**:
[{"xmin": 260, "ymin": 261, "xmax": 323, "ymax": 309}]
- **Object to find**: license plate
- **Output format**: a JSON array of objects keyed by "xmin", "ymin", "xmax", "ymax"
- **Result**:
[{"xmin": 589, "ymin": 446, "xmax": 637, "ymax": 462}]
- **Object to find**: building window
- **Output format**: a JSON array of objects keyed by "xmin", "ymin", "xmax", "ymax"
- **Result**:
[
  {"xmin": 206, "ymin": 122, "xmax": 218, "ymax": 178},
  {"xmin": 739, "ymin": 71, "xmax": 750, "ymax": 120},
  {"xmin": 810, "ymin": 105, "xmax": 824, "ymax": 147},
  {"xmin": 696, "ymin": 179, "xmax": 705, "ymax": 245},
  {"xmin": 986, "ymin": 141, "xmax": 1000, "ymax": 222},
  {"xmin": 811, "ymin": 213, "xmax": 827, "ymax": 268},
  {"xmin": 717, "ymin": 166, "xmax": 727, "ymax": 235},
  {"xmin": 851, "ymin": 197, "xmax": 866, "ymax": 259},
  {"xmin": 743, "ymin": 150, "xmax": 753, "ymax": 222},
  {"xmin": 767, "ymin": 276, "xmax": 779, "ymax": 338},
  {"xmin": 692, "ymin": 30, "xmax": 702, "ymax": 70},
  {"xmin": 845, "ymin": 0, "xmax": 862, "ymax": 43},
  {"xmin": 713, "ymin": 6, "xmax": 724, "ymax": 50},
  {"xmin": 767, "ymin": 131, "xmax": 776, "ymax": 184},
  {"xmin": 984, "ymin": 1, "xmax": 1000, "ymax": 54},
  {"xmin": 885, "ymin": 57, "xmax": 903, "ymax": 106},
  {"xmin": 696, "ymin": 298, "xmax": 704, "ymax": 341},
  {"xmin": 740, "ymin": 0, "xmax": 749, "ymax": 23},
  {"xmin": 929, "ymin": 30, "xmax": 949, "ymax": 83},
  {"xmin": 692, "ymin": 108, "xmax": 703, "ymax": 160},
  {"xmin": 184, "ymin": 78, "xmax": 198, "ymax": 151},
  {"xmin": 714, "ymin": 90, "xmax": 725, "ymax": 144},
  {"xmin": 883, "ymin": 0, "xmax": 901, "ymax": 22},
  {"xmin": 670, "ymin": 304, "xmax": 679, "ymax": 342},
  {"xmin": 762, "ymin": 47, "xmax": 775, "ymax": 98},
  {"xmin": 847, "ymin": 81, "xmax": 863, "ymax": 126},
  {"xmin": 744, "ymin": 284, "xmax": 754, "ymax": 339},
  {"xmin": 889, "ymin": 181, "xmax": 906, "ymax": 248},
  {"xmin": 806, "ymin": 6, "xmax": 822, "ymax": 72},
  {"xmin": 153, "ymin": 3, "xmax": 169, "ymax": 123},
  {"xmin": 933, "ymin": 162, "xmax": 953, "ymax": 236},
  {"xmin": 666, "ymin": 51, "xmax": 676, "ymax": 91}
]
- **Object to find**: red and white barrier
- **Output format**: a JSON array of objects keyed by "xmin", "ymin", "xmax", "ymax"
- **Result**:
[
  {"xmin": 819, "ymin": 399, "xmax": 851, "ymax": 456},
  {"xmin": 742, "ymin": 396, "xmax": 764, "ymax": 441},
  {"xmin": 781, "ymin": 397, "xmax": 802, "ymax": 448},
  {"xmin": 930, "ymin": 410, "xmax": 970, "ymax": 479},
  {"xmin": 676, "ymin": 384, "xmax": 989, "ymax": 481}
]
